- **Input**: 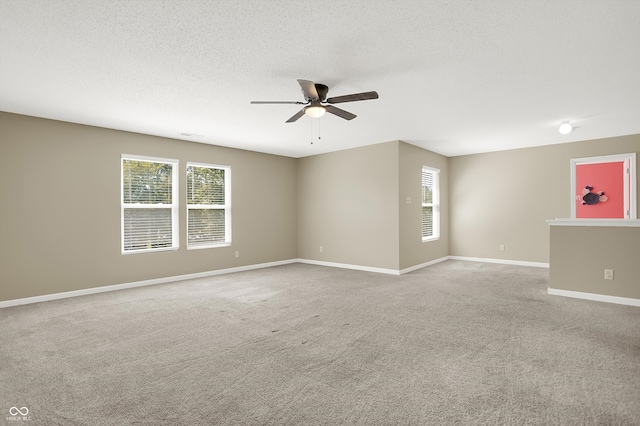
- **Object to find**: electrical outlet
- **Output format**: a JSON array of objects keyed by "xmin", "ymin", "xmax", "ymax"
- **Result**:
[
  {"xmin": 604, "ymin": 269, "xmax": 614, "ymax": 280},
  {"xmin": 235, "ymin": 251, "xmax": 239, "ymax": 258},
  {"xmin": 499, "ymin": 244, "xmax": 505, "ymax": 251},
  {"xmin": 319, "ymin": 246, "xmax": 323, "ymax": 253}
]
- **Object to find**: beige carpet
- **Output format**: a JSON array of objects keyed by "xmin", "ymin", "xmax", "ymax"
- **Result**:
[{"xmin": 1, "ymin": 261, "xmax": 639, "ymax": 425}]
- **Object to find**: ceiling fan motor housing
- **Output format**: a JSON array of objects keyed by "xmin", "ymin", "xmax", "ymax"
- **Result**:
[{"xmin": 314, "ymin": 84, "xmax": 329, "ymax": 101}]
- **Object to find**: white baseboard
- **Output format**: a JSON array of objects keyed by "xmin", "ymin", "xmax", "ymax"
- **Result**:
[
  {"xmin": 298, "ymin": 256, "xmax": 451, "ymax": 276},
  {"xmin": 399, "ymin": 257, "xmax": 450, "ymax": 274},
  {"xmin": 547, "ymin": 288, "xmax": 640, "ymax": 307},
  {"xmin": 0, "ymin": 256, "xmax": 550, "ymax": 309},
  {"xmin": 298, "ymin": 255, "xmax": 541, "ymax": 276},
  {"xmin": 448, "ymin": 256, "xmax": 549, "ymax": 268},
  {"xmin": 0, "ymin": 259, "xmax": 299, "ymax": 309},
  {"xmin": 295, "ymin": 258, "xmax": 401, "ymax": 275}
]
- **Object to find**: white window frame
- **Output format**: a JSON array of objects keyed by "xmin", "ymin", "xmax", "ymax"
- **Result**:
[
  {"xmin": 570, "ymin": 153, "xmax": 636, "ymax": 219},
  {"xmin": 186, "ymin": 162, "xmax": 231, "ymax": 249},
  {"xmin": 121, "ymin": 154, "xmax": 179, "ymax": 254},
  {"xmin": 422, "ymin": 166, "xmax": 440, "ymax": 242}
]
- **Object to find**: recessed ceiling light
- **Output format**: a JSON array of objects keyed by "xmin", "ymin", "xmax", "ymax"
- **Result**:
[{"xmin": 558, "ymin": 123, "xmax": 573, "ymax": 135}]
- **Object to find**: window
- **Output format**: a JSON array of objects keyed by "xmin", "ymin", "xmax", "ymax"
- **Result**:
[
  {"xmin": 187, "ymin": 162, "xmax": 231, "ymax": 249},
  {"xmin": 121, "ymin": 155, "xmax": 178, "ymax": 253},
  {"xmin": 422, "ymin": 166, "xmax": 440, "ymax": 241}
]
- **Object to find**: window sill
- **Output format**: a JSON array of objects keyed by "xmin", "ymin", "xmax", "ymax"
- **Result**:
[
  {"xmin": 122, "ymin": 246, "xmax": 179, "ymax": 255},
  {"xmin": 187, "ymin": 242, "xmax": 232, "ymax": 250},
  {"xmin": 422, "ymin": 237, "xmax": 440, "ymax": 243}
]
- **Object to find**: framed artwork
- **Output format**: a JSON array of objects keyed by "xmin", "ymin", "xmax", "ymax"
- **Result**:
[{"xmin": 570, "ymin": 153, "xmax": 636, "ymax": 219}]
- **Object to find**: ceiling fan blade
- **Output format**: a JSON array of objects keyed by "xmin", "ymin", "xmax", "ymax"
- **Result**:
[
  {"xmin": 326, "ymin": 91, "xmax": 379, "ymax": 104},
  {"xmin": 250, "ymin": 101, "xmax": 305, "ymax": 104},
  {"xmin": 325, "ymin": 105, "xmax": 357, "ymax": 120},
  {"xmin": 285, "ymin": 109, "xmax": 306, "ymax": 123},
  {"xmin": 297, "ymin": 79, "xmax": 319, "ymax": 100}
]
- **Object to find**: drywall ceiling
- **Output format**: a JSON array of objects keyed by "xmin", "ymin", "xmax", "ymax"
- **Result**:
[{"xmin": 1, "ymin": 0, "xmax": 639, "ymax": 158}]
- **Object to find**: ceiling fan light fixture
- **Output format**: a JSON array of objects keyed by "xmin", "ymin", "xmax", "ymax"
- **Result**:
[
  {"xmin": 559, "ymin": 122, "xmax": 573, "ymax": 135},
  {"xmin": 304, "ymin": 105, "xmax": 326, "ymax": 118}
]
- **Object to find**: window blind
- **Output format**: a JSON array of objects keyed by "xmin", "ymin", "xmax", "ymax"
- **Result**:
[
  {"xmin": 187, "ymin": 164, "xmax": 230, "ymax": 248},
  {"xmin": 122, "ymin": 156, "xmax": 178, "ymax": 253},
  {"xmin": 123, "ymin": 208, "xmax": 173, "ymax": 251},
  {"xmin": 422, "ymin": 166, "xmax": 440, "ymax": 240}
]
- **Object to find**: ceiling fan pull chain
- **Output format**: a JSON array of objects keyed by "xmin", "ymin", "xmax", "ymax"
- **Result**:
[{"xmin": 310, "ymin": 116, "xmax": 322, "ymax": 145}]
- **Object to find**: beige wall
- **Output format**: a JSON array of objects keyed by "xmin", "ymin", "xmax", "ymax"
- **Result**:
[
  {"xmin": 398, "ymin": 142, "xmax": 449, "ymax": 270},
  {"xmin": 449, "ymin": 134, "xmax": 640, "ymax": 263},
  {"xmin": 296, "ymin": 141, "xmax": 451, "ymax": 272},
  {"xmin": 0, "ymin": 112, "xmax": 297, "ymax": 301},
  {"xmin": 549, "ymin": 225, "xmax": 640, "ymax": 299},
  {"xmin": 296, "ymin": 141, "xmax": 400, "ymax": 270},
  {"xmin": 2, "ymin": 111, "xmax": 638, "ymax": 302}
]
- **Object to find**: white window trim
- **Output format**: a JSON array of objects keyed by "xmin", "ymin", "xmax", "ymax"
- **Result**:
[
  {"xmin": 570, "ymin": 153, "xmax": 636, "ymax": 219},
  {"xmin": 186, "ymin": 162, "xmax": 231, "ymax": 250},
  {"xmin": 121, "ymin": 154, "xmax": 179, "ymax": 254},
  {"xmin": 422, "ymin": 166, "xmax": 440, "ymax": 242}
]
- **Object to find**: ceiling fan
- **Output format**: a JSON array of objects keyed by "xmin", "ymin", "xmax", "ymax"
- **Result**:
[{"xmin": 251, "ymin": 79, "xmax": 379, "ymax": 123}]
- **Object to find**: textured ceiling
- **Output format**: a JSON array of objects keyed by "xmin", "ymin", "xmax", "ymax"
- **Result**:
[{"xmin": 1, "ymin": 0, "xmax": 639, "ymax": 158}]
